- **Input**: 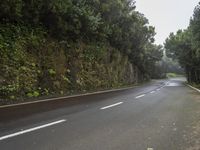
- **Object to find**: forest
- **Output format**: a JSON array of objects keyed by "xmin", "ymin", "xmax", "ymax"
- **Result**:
[
  {"xmin": 165, "ymin": 2, "xmax": 200, "ymax": 85},
  {"xmin": 0, "ymin": 0, "xmax": 163, "ymax": 103}
]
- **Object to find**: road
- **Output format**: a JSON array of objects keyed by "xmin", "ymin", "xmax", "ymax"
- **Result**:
[{"xmin": 0, "ymin": 78, "xmax": 200, "ymax": 150}]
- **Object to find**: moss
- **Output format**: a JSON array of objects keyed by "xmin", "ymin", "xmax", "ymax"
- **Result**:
[{"xmin": 0, "ymin": 24, "xmax": 141, "ymax": 104}]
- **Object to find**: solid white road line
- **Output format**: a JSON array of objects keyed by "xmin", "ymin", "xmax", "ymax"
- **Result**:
[
  {"xmin": 150, "ymin": 91, "xmax": 155, "ymax": 94},
  {"xmin": 156, "ymin": 89, "xmax": 160, "ymax": 91},
  {"xmin": 187, "ymin": 84, "xmax": 200, "ymax": 93},
  {"xmin": 101, "ymin": 102, "xmax": 123, "ymax": 110},
  {"xmin": 165, "ymin": 81, "xmax": 170, "ymax": 85},
  {"xmin": 0, "ymin": 86, "xmax": 136, "ymax": 109},
  {"xmin": 0, "ymin": 119, "xmax": 66, "ymax": 141},
  {"xmin": 135, "ymin": 94, "xmax": 145, "ymax": 99},
  {"xmin": 147, "ymin": 148, "xmax": 153, "ymax": 150}
]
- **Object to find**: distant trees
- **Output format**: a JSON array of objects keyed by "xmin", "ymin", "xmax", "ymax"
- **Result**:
[
  {"xmin": 0, "ymin": 0, "xmax": 163, "ymax": 101},
  {"xmin": 165, "ymin": 2, "xmax": 200, "ymax": 84}
]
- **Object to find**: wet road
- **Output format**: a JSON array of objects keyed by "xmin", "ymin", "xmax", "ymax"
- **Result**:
[{"xmin": 0, "ymin": 78, "xmax": 200, "ymax": 150}]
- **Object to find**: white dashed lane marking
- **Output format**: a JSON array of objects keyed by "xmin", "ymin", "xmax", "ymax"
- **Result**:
[
  {"xmin": 101, "ymin": 102, "xmax": 123, "ymax": 110},
  {"xmin": 0, "ymin": 119, "xmax": 66, "ymax": 141},
  {"xmin": 135, "ymin": 94, "xmax": 146, "ymax": 99}
]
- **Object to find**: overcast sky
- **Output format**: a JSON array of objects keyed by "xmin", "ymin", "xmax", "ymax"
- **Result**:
[{"xmin": 135, "ymin": 0, "xmax": 199, "ymax": 45}]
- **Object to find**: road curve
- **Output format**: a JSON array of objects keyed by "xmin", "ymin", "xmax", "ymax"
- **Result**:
[{"xmin": 0, "ymin": 78, "xmax": 200, "ymax": 150}]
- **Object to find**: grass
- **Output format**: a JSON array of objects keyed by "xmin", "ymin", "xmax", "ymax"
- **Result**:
[
  {"xmin": 190, "ymin": 83, "xmax": 200, "ymax": 89},
  {"xmin": 166, "ymin": 73, "xmax": 185, "ymax": 78}
]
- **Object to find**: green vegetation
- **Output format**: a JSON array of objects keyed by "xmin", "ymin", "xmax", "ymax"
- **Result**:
[
  {"xmin": 165, "ymin": 2, "xmax": 200, "ymax": 84},
  {"xmin": 191, "ymin": 83, "xmax": 200, "ymax": 89},
  {"xmin": 166, "ymin": 73, "xmax": 184, "ymax": 78},
  {"xmin": 0, "ymin": 0, "xmax": 163, "ymax": 103},
  {"xmin": 167, "ymin": 73, "xmax": 177, "ymax": 78}
]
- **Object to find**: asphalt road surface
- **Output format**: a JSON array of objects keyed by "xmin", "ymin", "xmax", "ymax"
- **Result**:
[{"xmin": 0, "ymin": 78, "xmax": 200, "ymax": 150}]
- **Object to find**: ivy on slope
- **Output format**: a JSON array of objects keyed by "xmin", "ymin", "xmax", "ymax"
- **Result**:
[{"xmin": 0, "ymin": 0, "xmax": 163, "ymax": 103}]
